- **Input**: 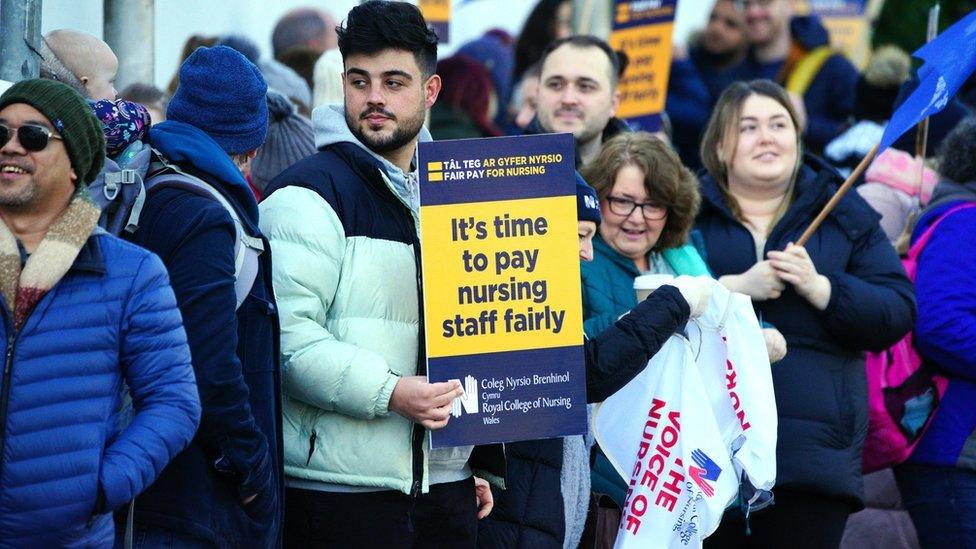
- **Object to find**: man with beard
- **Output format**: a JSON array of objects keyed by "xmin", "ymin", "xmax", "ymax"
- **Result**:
[
  {"xmin": 259, "ymin": 1, "xmax": 498, "ymax": 546},
  {"xmin": 528, "ymin": 35, "xmax": 626, "ymax": 168},
  {"xmin": 667, "ymin": 0, "xmax": 748, "ymax": 168}
]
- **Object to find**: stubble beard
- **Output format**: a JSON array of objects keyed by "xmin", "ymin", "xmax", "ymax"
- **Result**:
[{"xmin": 346, "ymin": 103, "xmax": 426, "ymax": 154}]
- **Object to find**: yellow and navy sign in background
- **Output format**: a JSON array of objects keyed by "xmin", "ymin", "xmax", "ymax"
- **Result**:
[
  {"xmin": 419, "ymin": 133, "xmax": 586, "ymax": 447},
  {"xmin": 610, "ymin": 0, "xmax": 678, "ymax": 132},
  {"xmin": 418, "ymin": 0, "xmax": 451, "ymax": 43},
  {"xmin": 796, "ymin": 0, "xmax": 869, "ymax": 68}
]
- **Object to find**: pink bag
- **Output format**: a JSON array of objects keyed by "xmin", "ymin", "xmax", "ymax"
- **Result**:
[{"xmin": 862, "ymin": 202, "xmax": 976, "ymax": 473}]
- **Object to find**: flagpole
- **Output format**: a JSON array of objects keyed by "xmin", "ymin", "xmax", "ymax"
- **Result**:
[
  {"xmin": 914, "ymin": 4, "xmax": 941, "ymax": 164},
  {"xmin": 795, "ymin": 143, "xmax": 880, "ymax": 247}
]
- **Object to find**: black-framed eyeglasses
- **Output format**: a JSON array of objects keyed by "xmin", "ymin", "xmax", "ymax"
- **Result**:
[
  {"xmin": 0, "ymin": 123, "xmax": 64, "ymax": 152},
  {"xmin": 606, "ymin": 195, "xmax": 668, "ymax": 221}
]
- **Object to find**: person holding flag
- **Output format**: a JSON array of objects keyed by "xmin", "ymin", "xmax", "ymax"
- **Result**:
[{"xmin": 694, "ymin": 79, "xmax": 915, "ymax": 547}]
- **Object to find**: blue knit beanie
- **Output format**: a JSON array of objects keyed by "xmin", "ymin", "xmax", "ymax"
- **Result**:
[
  {"xmin": 167, "ymin": 46, "xmax": 269, "ymax": 154},
  {"xmin": 576, "ymin": 173, "xmax": 601, "ymax": 226}
]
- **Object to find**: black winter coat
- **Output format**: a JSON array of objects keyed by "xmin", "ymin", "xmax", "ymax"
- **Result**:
[
  {"xmin": 478, "ymin": 286, "xmax": 690, "ymax": 548},
  {"xmin": 694, "ymin": 156, "xmax": 915, "ymax": 507}
]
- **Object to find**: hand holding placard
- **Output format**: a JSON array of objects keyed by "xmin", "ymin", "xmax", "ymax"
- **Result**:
[{"xmin": 390, "ymin": 376, "xmax": 463, "ymax": 429}]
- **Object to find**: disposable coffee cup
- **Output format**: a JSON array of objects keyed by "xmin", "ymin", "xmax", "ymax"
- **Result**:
[{"xmin": 634, "ymin": 274, "xmax": 675, "ymax": 302}]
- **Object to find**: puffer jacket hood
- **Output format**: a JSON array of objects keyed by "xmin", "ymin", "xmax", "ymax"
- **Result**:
[
  {"xmin": 148, "ymin": 120, "xmax": 261, "ymax": 232},
  {"xmin": 313, "ymin": 104, "xmax": 431, "ymax": 212},
  {"xmin": 791, "ymin": 15, "xmax": 831, "ymax": 50}
]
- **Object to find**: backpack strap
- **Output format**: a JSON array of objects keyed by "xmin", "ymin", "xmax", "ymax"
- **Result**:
[
  {"xmin": 908, "ymin": 202, "xmax": 976, "ymax": 260},
  {"xmin": 139, "ymin": 152, "xmax": 263, "ymax": 310},
  {"xmin": 786, "ymin": 45, "xmax": 834, "ymax": 97}
]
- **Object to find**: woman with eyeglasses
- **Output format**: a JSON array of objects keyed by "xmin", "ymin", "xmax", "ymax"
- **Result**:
[
  {"xmin": 579, "ymin": 132, "xmax": 709, "ymax": 336},
  {"xmin": 578, "ymin": 131, "xmax": 711, "ymax": 511},
  {"xmin": 695, "ymin": 80, "xmax": 914, "ymax": 548}
]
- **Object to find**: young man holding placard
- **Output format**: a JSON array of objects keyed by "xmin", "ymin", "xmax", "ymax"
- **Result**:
[{"xmin": 259, "ymin": 1, "xmax": 496, "ymax": 546}]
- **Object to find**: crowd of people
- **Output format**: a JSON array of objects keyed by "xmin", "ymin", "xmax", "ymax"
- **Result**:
[{"xmin": 0, "ymin": 0, "xmax": 973, "ymax": 547}]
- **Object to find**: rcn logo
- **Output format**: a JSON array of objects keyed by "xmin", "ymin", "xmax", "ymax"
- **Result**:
[
  {"xmin": 689, "ymin": 449, "xmax": 722, "ymax": 497},
  {"xmin": 449, "ymin": 375, "xmax": 479, "ymax": 417}
]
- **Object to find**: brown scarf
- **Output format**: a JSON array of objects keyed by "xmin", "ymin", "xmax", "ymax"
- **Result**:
[{"xmin": 0, "ymin": 184, "xmax": 100, "ymax": 330}]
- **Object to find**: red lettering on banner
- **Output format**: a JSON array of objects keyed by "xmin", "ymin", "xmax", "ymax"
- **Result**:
[
  {"xmin": 657, "ymin": 466, "xmax": 684, "ymax": 512},
  {"xmin": 637, "ymin": 439, "xmax": 650, "ymax": 459},
  {"xmin": 625, "ymin": 513, "xmax": 642, "ymax": 534},
  {"xmin": 649, "ymin": 398, "xmax": 665, "ymax": 421},
  {"xmin": 621, "ymin": 401, "xmax": 687, "ymax": 534},
  {"xmin": 649, "ymin": 452, "xmax": 665, "ymax": 476},
  {"xmin": 656, "ymin": 488, "xmax": 678, "ymax": 511},
  {"xmin": 640, "ymin": 467, "xmax": 659, "ymax": 490},
  {"xmin": 726, "ymin": 359, "xmax": 752, "ymax": 430}
]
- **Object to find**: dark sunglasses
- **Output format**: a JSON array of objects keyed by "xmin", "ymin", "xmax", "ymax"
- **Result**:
[{"xmin": 0, "ymin": 123, "xmax": 64, "ymax": 152}]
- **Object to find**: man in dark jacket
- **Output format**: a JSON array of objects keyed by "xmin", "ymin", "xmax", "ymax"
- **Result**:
[
  {"xmin": 528, "ymin": 35, "xmax": 630, "ymax": 168},
  {"xmin": 120, "ymin": 46, "xmax": 283, "ymax": 547},
  {"xmin": 0, "ymin": 79, "xmax": 200, "ymax": 546},
  {"xmin": 667, "ymin": 0, "xmax": 748, "ymax": 169},
  {"xmin": 738, "ymin": 0, "xmax": 860, "ymax": 151}
]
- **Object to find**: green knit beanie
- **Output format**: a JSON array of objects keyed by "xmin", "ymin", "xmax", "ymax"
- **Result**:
[{"xmin": 0, "ymin": 79, "xmax": 105, "ymax": 184}]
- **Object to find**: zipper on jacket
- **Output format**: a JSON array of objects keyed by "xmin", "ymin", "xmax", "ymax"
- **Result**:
[
  {"xmin": 411, "ymin": 227, "xmax": 426, "ymax": 499},
  {"xmin": 306, "ymin": 430, "xmax": 317, "ymax": 466},
  {"xmin": 0, "ymin": 333, "xmax": 17, "ymax": 490},
  {"xmin": 379, "ymin": 166, "xmax": 427, "ymax": 499}
]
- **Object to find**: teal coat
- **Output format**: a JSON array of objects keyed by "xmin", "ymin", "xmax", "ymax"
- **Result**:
[{"xmin": 581, "ymin": 233, "xmax": 711, "ymax": 339}]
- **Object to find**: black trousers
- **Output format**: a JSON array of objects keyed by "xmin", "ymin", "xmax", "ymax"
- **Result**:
[
  {"xmin": 283, "ymin": 477, "xmax": 477, "ymax": 549},
  {"xmin": 704, "ymin": 489, "xmax": 853, "ymax": 549}
]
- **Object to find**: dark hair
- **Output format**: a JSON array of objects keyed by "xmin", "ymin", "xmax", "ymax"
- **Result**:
[
  {"xmin": 514, "ymin": 0, "xmax": 571, "ymax": 81},
  {"xmin": 168, "ymin": 35, "xmax": 218, "ymax": 95},
  {"xmin": 700, "ymin": 79, "xmax": 802, "ymax": 225},
  {"xmin": 277, "ymin": 46, "xmax": 322, "ymax": 92},
  {"xmin": 435, "ymin": 55, "xmax": 502, "ymax": 137},
  {"xmin": 938, "ymin": 117, "xmax": 976, "ymax": 184},
  {"xmin": 119, "ymin": 82, "xmax": 168, "ymax": 110},
  {"xmin": 581, "ymin": 132, "xmax": 700, "ymax": 251},
  {"xmin": 337, "ymin": 1, "xmax": 439, "ymax": 78},
  {"xmin": 538, "ymin": 35, "xmax": 620, "ymax": 87},
  {"xmin": 272, "ymin": 8, "xmax": 330, "ymax": 59},
  {"xmin": 216, "ymin": 34, "xmax": 261, "ymax": 63}
]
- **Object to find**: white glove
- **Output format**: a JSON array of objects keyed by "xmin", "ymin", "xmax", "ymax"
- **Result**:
[{"xmin": 670, "ymin": 275, "xmax": 712, "ymax": 318}]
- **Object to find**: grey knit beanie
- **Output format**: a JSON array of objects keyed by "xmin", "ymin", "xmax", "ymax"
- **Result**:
[{"xmin": 250, "ymin": 90, "xmax": 316, "ymax": 192}]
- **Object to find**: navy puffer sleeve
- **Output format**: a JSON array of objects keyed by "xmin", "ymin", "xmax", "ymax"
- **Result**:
[
  {"xmin": 817, "ymin": 221, "xmax": 915, "ymax": 352},
  {"xmin": 584, "ymin": 285, "xmax": 689, "ymax": 402},
  {"xmin": 100, "ymin": 252, "xmax": 201, "ymax": 512}
]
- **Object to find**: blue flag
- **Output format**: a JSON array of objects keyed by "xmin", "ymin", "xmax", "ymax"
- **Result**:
[{"xmin": 879, "ymin": 9, "xmax": 976, "ymax": 152}]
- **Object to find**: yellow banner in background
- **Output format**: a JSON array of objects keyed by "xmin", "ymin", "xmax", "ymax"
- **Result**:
[
  {"xmin": 422, "ymin": 196, "xmax": 583, "ymax": 358},
  {"xmin": 822, "ymin": 17, "xmax": 870, "ymax": 69},
  {"xmin": 419, "ymin": 0, "xmax": 451, "ymax": 43},
  {"xmin": 609, "ymin": 0, "xmax": 678, "ymax": 131},
  {"xmin": 795, "ymin": 0, "xmax": 872, "ymax": 69},
  {"xmin": 609, "ymin": 22, "xmax": 675, "ymax": 118}
]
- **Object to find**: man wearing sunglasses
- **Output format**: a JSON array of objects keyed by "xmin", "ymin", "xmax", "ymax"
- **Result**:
[{"xmin": 0, "ymin": 79, "xmax": 200, "ymax": 545}]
